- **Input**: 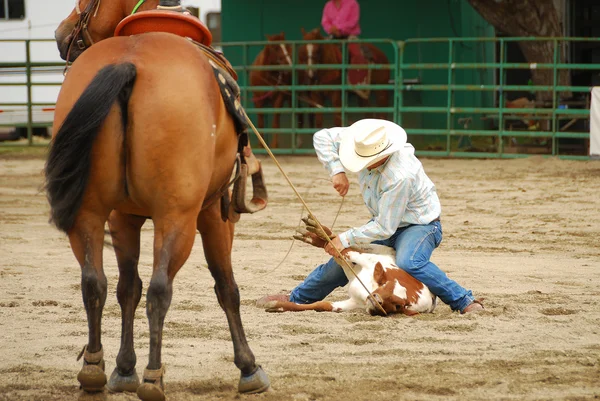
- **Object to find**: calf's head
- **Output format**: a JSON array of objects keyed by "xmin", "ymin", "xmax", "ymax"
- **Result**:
[{"xmin": 366, "ymin": 262, "xmax": 410, "ymax": 316}]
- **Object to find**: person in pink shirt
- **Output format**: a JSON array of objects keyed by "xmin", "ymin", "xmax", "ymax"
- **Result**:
[
  {"xmin": 321, "ymin": 0, "xmax": 361, "ymax": 39},
  {"xmin": 320, "ymin": 0, "xmax": 368, "ymax": 87}
]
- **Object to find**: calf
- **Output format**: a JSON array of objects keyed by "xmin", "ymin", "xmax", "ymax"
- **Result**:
[{"xmin": 264, "ymin": 243, "xmax": 437, "ymax": 316}]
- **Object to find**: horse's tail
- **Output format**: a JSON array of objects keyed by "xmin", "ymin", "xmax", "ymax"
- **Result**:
[{"xmin": 44, "ymin": 63, "xmax": 137, "ymax": 233}]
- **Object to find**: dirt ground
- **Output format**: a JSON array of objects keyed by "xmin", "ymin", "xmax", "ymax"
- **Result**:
[{"xmin": 1, "ymin": 152, "xmax": 599, "ymax": 401}]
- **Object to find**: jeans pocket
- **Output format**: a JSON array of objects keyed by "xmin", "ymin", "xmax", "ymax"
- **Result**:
[{"xmin": 433, "ymin": 224, "xmax": 443, "ymax": 247}]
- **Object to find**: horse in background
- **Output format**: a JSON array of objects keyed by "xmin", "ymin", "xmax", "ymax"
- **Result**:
[
  {"xmin": 299, "ymin": 27, "xmax": 391, "ymax": 127},
  {"xmin": 249, "ymin": 32, "xmax": 293, "ymax": 148},
  {"xmin": 51, "ymin": 1, "xmax": 270, "ymax": 399},
  {"xmin": 298, "ymin": 27, "xmax": 342, "ymax": 129}
]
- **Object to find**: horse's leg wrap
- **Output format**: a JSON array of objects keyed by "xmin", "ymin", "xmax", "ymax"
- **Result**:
[
  {"xmin": 77, "ymin": 345, "xmax": 107, "ymax": 392},
  {"xmin": 136, "ymin": 364, "xmax": 166, "ymax": 401},
  {"xmin": 231, "ymin": 163, "xmax": 268, "ymax": 214}
]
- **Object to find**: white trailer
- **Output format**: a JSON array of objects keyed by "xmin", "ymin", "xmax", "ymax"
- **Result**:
[
  {"xmin": 0, "ymin": 0, "xmax": 221, "ymax": 140},
  {"xmin": 0, "ymin": 0, "xmax": 73, "ymax": 138}
]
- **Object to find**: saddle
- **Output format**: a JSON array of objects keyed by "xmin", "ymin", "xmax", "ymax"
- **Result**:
[
  {"xmin": 347, "ymin": 43, "xmax": 373, "ymax": 100},
  {"xmin": 115, "ymin": 9, "xmax": 267, "ymax": 222}
]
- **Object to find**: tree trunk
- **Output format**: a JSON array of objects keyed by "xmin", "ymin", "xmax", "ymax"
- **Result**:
[{"xmin": 466, "ymin": 0, "xmax": 570, "ymax": 102}]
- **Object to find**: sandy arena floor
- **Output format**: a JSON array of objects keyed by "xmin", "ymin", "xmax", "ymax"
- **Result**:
[{"xmin": 0, "ymin": 153, "xmax": 599, "ymax": 401}]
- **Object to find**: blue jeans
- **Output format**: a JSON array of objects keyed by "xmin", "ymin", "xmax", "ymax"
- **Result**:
[{"xmin": 289, "ymin": 221, "xmax": 475, "ymax": 312}]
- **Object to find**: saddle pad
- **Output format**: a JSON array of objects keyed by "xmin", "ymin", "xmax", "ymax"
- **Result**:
[
  {"xmin": 115, "ymin": 10, "xmax": 212, "ymax": 46},
  {"xmin": 348, "ymin": 44, "xmax": 372, "ymax": 99},
  {"xmin": 208, "ymin": 59, "xmax": 249, "ymax": 152}
]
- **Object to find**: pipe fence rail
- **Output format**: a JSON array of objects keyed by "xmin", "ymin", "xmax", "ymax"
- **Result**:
[{"xmin": 1, "ymin": 37, "xmax": 597, "ymax": 159}]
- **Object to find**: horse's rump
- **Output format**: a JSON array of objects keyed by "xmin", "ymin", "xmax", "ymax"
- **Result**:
[{"xmin": 47, "ymin": 32, "xmax": 239, "ymax": 231}]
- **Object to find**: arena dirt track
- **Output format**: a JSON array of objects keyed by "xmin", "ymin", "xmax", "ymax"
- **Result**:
[{"xmin": 1, "ymin": 154, "xmax": 599, "ymax": 401}]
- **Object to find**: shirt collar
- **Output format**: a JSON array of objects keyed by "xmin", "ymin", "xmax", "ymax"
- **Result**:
[{"xmin": 370, "ymin": 152, "xmax": 395, "ymax": 173}]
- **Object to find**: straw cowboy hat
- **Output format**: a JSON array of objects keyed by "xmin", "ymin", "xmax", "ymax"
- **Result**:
[{"xmin": 339, "ymin": 119, "xmax": 407, "ymax": 172}]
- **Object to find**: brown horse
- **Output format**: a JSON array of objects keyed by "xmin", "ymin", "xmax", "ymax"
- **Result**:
[
  {"xmin": 50, "ymin": 1, "xmax": 269, "ymax": 400},
  {"xmin": 298, "ymin": 27, "xmax": 342, "ymax": 128},
  {"xmin": 298, "ymin": 27, "xmax": 391, "ymax": 127},
  {"xmin": 249, "ymin": 32, "xmax": 293, "ymax": 148}
]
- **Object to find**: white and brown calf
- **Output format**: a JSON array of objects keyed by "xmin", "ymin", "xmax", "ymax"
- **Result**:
[{"xmin": 264, "ymin": 244, "xmax": 437, "ymax": 316}]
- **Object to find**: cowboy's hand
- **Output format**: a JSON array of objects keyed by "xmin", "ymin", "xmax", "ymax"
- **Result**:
[
  {"xmin": 324, "ymin": 236, "xmax": 346, "ymax": 257},
  {"xmin": 330, "ymin": 26, "xmax": 340, "ymax": 36},
  {"xmin": 332, "ymin": 172, "xmax": 349, "ymax": 196}
]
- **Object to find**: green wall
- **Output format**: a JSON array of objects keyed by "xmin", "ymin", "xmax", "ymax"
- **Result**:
[
  {"xmin": 222, "ymin": 0, "xmax": 492, "ymax": 43},
  {"xmin": 221, "ymin": 0, "xmax": 496, "ymax": 143}
]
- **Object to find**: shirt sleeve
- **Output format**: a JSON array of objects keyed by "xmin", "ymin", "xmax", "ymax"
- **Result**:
[
  {"xmin": 321, "ymin": 3, "xmax": 334, "ymax": 34},
  {"xmin": 335, "ymin": 1, "xmax": 360, "ymax": 36},
  {"xmin": 339, "ymin": 175, "xmax": 411, "ymax": 247},
  {"xmin": 313, "ymin": 127, "xmax": 346, "ymax": 177}
]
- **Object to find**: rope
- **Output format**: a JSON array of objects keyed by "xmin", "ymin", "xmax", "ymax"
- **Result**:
[
  {"xmin": 246, "ymin": 177, "xmax": 341, "ymax": 282},
  {"xmin": 331, "ymin": 195, "xmax": 344, "ymax": 232},
  {"xmin": 243, "ymin": 112, "xmax": 387, "ymax": 316}
]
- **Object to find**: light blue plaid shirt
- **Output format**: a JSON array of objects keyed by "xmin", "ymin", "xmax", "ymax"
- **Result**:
[{"xmin": 313, "ymin": 127, "xmax": 441, "ymax": 247}]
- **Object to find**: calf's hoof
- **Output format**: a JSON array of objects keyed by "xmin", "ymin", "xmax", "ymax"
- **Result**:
[
  {"xmin": 136, "ymin": 365, "xmax": 165, "ymax": 401},
  {"xmin": 107, "ymin": 367, "xmax": 140, "ymax": 393},
  {"xmin": 238, "ymin": 365, "xmax": 270, "ymax": 394},
  {"xmin": 264, "ymin": 301, "xmax": 285, "ymax": 313}
]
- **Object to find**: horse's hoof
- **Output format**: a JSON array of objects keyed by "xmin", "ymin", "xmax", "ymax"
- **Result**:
[
  {"xmin": 136, "ymin": 365, "xmax": 165, "ymax": 401},
  {"xmin": 238, "ymin": 365, "xmax": 270, "ymax": 394},
  {"xmin": 107, "ymin": 368, "xmax": 140, "ymax": 393},
  {"xmin": 136, "ymin": 383, "xmax": 165, "ymax": 401},
  {"xmin": 77, "ymin": 362, "xmax": 107, "ymax": 393}
]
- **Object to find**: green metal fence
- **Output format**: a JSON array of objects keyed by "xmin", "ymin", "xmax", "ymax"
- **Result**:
[
  {"xmin": 397, "ymin": 37, "xmax": 597, "ymax": 159},
  {"xmin": 1, "ymin": 37, "xmax": 598, "ymax": 159},
  {"xmin": 224, "ymin": 38, "xmax": 399, "ymax": 154}
]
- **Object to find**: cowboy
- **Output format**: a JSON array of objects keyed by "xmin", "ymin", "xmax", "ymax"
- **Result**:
[{"xmin": 258, "ymin": 119, "xmax": 484, "ymax": 314}]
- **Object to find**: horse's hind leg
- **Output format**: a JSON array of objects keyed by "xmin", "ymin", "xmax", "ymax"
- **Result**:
[
  {"xmin": 69, "ymin": 212, "xmax": 109, "ymax": 392},
  {"xmin": 107, "ymin": 210, "xmax": 146, "ymax": 393},
  {"xmin": 375, "ymin": 89, "xmax": 390, "ymax": 120},
  {"xmin": 136, "ymin": 212, "xmax": 198, "ymax": 401},
  {"xmin": 270, "ymin": 93, "xmax": 285, "ymax": 148},
  {"xmin": 332, "ymin": 90, "xmax": 343, "ymax": 126},
  {"xmin": 313, "ymin": 92, "xmax": 324, "ymax": 128},
  {"xmin": 197, "ymin": 206, "xmax": 270, "ymax": 394}
]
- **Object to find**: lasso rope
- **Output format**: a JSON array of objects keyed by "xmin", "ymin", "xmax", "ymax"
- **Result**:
[{"xmin": 248, "ymin": 178, "xmax": 344, "ymax": 282}]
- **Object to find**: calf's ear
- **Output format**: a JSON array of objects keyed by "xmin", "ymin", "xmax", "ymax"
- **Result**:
[{"xmin": 373, "ymin": 262, "xmax": 386, "ymax": 286}]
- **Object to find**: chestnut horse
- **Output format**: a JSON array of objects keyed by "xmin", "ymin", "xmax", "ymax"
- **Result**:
[
  {"xmin": 50, "ymin": 1, "xmax": 269, "ymax": 400},
  {"xmin": 249, "ymin": 32, "xmax": 293, "ymax": 148},
  {"xmin": 298, "ymin": 27, "xmax": 342, "ymax": 129},
  {"xmin": 298, "ymin": 28, "xmax": 391, "ymax": 127}
]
